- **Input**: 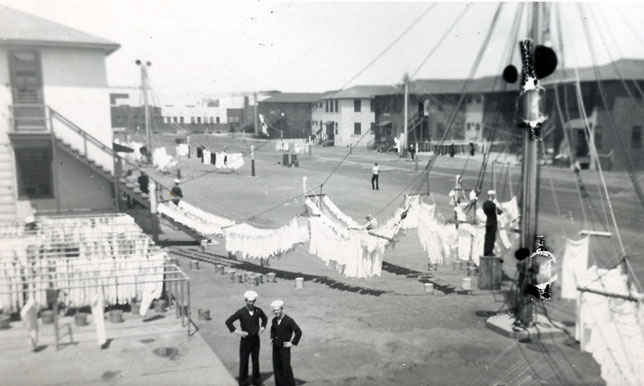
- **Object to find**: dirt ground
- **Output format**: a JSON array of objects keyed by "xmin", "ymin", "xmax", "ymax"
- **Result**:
[{"xmin": 130, "ymin": 132, "xmax": 644, "ymax": 385}]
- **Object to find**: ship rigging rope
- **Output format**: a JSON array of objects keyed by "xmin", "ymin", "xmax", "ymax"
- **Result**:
[
  {"xmin": 577, "ymin": 3, "xmax": 631, "ymax": 256},
  {"xmin": 373, "ymin": 2, "xmax": 505, "ymax": 217},
  {"xmin": 575, "ymin": 4, "xmax": 644, "ymax": 299},
  {"xmin": 475, "ymin": 2, "xmax": 525, "ymax": 193},
  {"xmin": 411, "ymin": 3, "xmax": 472, "ymax": 79},
  {"xmin": 338, "ymin": 2, "xmax": 437, "ymax": 91},
  {"xmin": 576, "ymin": 3, "xmax": 644, "ymax": 212}
]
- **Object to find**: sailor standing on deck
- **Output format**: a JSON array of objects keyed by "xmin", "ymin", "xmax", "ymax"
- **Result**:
[
  {"xmin": 482, "ymin": 190, "xmax": 503, "ymax": 256},
  {"xmin": 270, "ymin": 299, "xmax": 302, "ymax": 386},
  {"xmin": 225, "ymin": 290, "xmax": 268, "ymax": 386}
]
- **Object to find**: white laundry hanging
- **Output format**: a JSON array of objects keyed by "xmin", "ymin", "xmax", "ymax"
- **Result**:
[
  {"xmin": 560, "ymin": 237, "xmax": 590, "ymax": 300},
  {"xmin": 224, "ymin": 217, "xmax": 309, "ymax": 260},
  {"xmin": 91, "ymin": 292, "xmax": 107, "ymax": 347},
  {"xmin": 20, "ymin": 297, "xmax": 39, "ymax": 350},
  {"xmin": 577, "ymin": 266, "xmax": 644, "ymax": 386}
]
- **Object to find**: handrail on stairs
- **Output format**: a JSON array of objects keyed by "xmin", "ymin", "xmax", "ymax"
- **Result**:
[{"xmin": 46, "ymin": 106, "xmax": 171, "ymax": 193}]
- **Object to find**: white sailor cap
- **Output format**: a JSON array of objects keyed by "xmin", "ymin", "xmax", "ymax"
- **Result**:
[
  {"xmin": 174, "ymin": 179, "xmax": 181, "ymax": 184},
  {"xmin": 243, "ymin": 290, "xmax": 258, "ymax": 301},
  {"xmin": 270, "ymin": 299, "xmax": 284, "ymax": 309},
  {"xmin": 487, "ymin": 190, "xmax": 496, "ymax": 196},
  {"xmin": 24, "ymin": 215, "xmax": 36, "ymax": 224}
]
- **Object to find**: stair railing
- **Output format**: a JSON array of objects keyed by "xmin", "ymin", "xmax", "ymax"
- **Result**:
[{"xmin": 47, "ymin": 107, "xmax": 171, "ymax": 194}]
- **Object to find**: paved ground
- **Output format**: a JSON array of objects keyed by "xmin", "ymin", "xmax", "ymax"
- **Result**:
[
  {"xmin": 123, "ymin": 133, "xmax": 644, "ymax": 385},
  {"xmin": 0, "ymin": 308, "xmax": 237, "ymax": 385}
]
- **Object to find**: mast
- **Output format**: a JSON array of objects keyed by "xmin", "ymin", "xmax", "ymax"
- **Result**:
[{"xmin": 519, "ymin": 2, "xmax": 543, "ymax": 252}]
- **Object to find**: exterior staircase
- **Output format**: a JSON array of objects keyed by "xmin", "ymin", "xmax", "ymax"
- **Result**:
[
  {"xmin": 47, "ymin": 108, "xmax": 165, "ymax": 209},
  {"xmin": 0, "ymin": 143, "xmax": 17, "ymax": 223}
]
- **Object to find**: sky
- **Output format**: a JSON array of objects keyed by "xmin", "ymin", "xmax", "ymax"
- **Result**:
[{"xmin": 3, "ymin": 0, "xmax": 644, "ymax": 104}]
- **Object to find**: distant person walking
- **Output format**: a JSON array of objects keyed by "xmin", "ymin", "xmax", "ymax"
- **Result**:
[
  {"xmin": 408, "ymin": 143, "xmax": 416, "ymax": 160},
  {"xmin": 225, "ymin": 291, "xmax": 268, "ymax": 386},
  {"xmin": 371, "ymin": 162, "xmax": 380, "ymax": 191},
  {"xmin": 270, "ymin": 299, "xmax": 302, "ymax": 386},
  {"xmin": 170, "ymin": 179, "xmax": 183, "ymax": 206}
]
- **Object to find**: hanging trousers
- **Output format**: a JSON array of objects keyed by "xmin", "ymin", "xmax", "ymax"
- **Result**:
[
  {"xmin": 272, "ymin": 345, "xmax": 295, "ymax": 386},
  {"xmin": 239, "ymin": 335, "xmax": 261, "ymax": 385}
]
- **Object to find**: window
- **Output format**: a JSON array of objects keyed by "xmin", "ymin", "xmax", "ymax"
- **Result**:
[
  {"xmin": 334, "ymin": 100, "xmax": 338, "ymax": 113},
  {"xmin": 173, "ymin": 116, "xmax": 178, "ymax": 123},
  {"xmin": 180, "ymin": 117, "xmax": 184, "ymax": 124},
  {"xmin": 370, "ymin": 122, "xmax": 376, "ymax": 133},
  {"xmin": 633, "ymin": 126, "xmax": 642, "ymax": 148},
  {"xmin": 370, "ymin": 99, "xmax": 375, "ymax": 112},
  {"xmin": 197, "ymin": 117, "xmax": 202, "ymax": 124},
  {"xmin": 354, "ymin": 122, "xmax": 362, "ymax": 135},
  {"xmin": 16, "ymin": 146, "xmax": 53, "ymax": 198},
  {"xmin": 325, "ymin": 100, "xmax": 329, "ymax": 113},
  {"xmin": 354, "ymin": 99, "xmax": 361, "ymax": 112},
  {"xmin": 216, "ymin": 117, "xmax": 220, "ymax": 124}
]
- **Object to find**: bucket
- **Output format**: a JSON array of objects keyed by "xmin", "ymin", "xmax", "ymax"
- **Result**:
[
  {"xmin": 295, "ymin": 277, "xmax": 304, "ymax": 289},
  {"xmin": 462, "ymin": 277, "xmax": 472, "ymax": 291},
  {"xmin": 267, "ymin": 272, "xmax": 276, "ymax": 283},
  {"xmin": 424, "ymin": 283, "xmax": 434, "ymax": 294},
  {"xmin": 41, "ymin": 310, "xmax": 55, "ymax": 324},
  {"xmin": 75, "ymin": 312, "xmax": 89, "ymax": 326},
  {"xmin": 109, "ymin": 310, "xmax": 124, "ymax": 323},
  {"xmin": 130, "ymin": 302, "xmax": 141, "ymax": 315},
  {"xmin": 0, "ymin": 314, "xmax": 11, "ymax": 329}
]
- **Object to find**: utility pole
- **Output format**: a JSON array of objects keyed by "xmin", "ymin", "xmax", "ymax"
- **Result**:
[
  {"xmin": 254, "ymin": 92, "xmax": 258, "ymax": 136},
  {"xmin": 403, "ymin": 73, "xmax": 409, "ymax": 159},
  {"xmin": 137, "ymin": 60, "xmax": 152, "ymax": 164}
]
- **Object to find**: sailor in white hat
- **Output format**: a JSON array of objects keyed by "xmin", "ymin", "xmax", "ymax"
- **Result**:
[
  {"xmin": 270, "ymin": 299, "xmax": 302, "ymax": 386},
  {"xmin": 225, "ymin": 290, "xmax": 268, "ymax": 386}
]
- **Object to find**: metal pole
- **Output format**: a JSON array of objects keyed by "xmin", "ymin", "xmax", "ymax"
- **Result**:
[
  {"xmin": 251, "ymin": 144, "xmax": 255, "ymax": 176},
  {"xmin": 517, "ymin": 2, "xmax": 545, "ymax": 328},
  {"xmin": 254, "ymin": 92, "xmax": 258, "ymax": 136},
  {"xmin": 140, "ymin": 63, "xmax": 152, "ymax": 164},
  {"xmin": 403, "ymin": 73, "xmax": 409, "ymax": 158}
]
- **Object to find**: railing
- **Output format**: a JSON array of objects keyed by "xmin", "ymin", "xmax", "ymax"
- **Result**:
[{"xmin": 47, "ymin": 107, "xmax": 171, "ymax": 193}]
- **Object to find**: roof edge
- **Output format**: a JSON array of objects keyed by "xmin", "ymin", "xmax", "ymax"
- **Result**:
[{"xmin": 0, "ymin": 39, "xmax": 120, "ymax": 55}]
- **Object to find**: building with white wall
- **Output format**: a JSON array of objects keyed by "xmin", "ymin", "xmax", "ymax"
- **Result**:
[
  {"xmin": 312, "ymin": 85, "xmax": 396, "ymax": 147},
  {"xmin": 0, "ymin": 5, "xmax": 121, "ymax": 221}
]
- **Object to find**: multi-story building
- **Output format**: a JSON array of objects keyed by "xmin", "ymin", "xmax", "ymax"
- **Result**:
[
  {"xmin": 258, "ymin": 93, "xmax": 322, "ymax": 138},
  {"xmin": 0, "ymin": 5, "xmax": 130, "ymax": 221},
  {"xmin": 370, "ymin": 59, "xmax": 644, "ymax": 170},
  {"xmin": 312, "ymin": 86, "xmax": 396, "ymax": 147}
]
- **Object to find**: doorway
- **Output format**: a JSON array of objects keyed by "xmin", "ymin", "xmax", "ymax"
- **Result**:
[{"xmin": 8, "ymin": 50, "xmax": 46, "ymax": 130}]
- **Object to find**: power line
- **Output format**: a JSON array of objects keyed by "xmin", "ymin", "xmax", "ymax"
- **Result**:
[
  {"xmin": 338, "ymin": 2, "xmax": 438, "ymax": 91},
  {"xmin": 373, "ymin": 2, "xmax": 506, "ymax": 217}
]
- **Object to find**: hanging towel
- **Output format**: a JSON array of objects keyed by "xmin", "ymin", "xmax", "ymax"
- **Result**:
[
  {"xmin": 20, "ymin": 297, "xmax": 39, "ymax": 350},
  {"xmin": 91, "ymin": 292, "xmax": 107, "ymax": 347},
  {"xmin": 560, "ymin": 237, "xmax": 590, "ymax": 300}
]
